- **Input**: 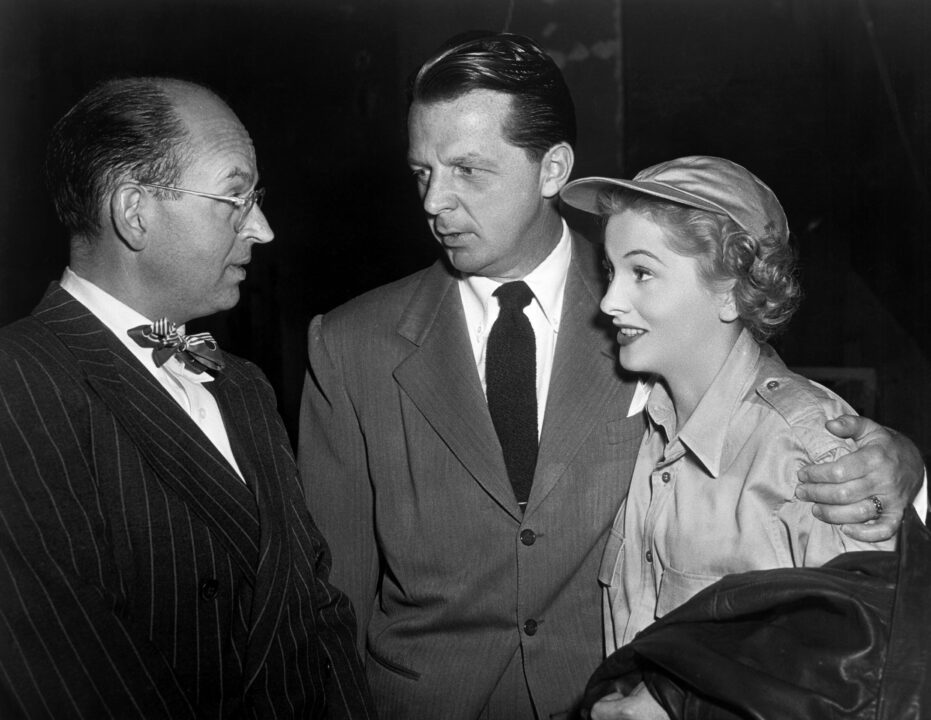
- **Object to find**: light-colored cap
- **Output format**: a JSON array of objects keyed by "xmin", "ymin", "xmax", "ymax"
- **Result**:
[{"xmin": 560, "ymin": 155, "xmax": 788, "ymax": 241}]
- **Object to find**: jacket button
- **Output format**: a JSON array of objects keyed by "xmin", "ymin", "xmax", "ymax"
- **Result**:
[
  {"xmin": 766, "ymin": 380, "xmax": 779, "ymax": 390},
  {"xmin": 645, "ymin": 550, "xmax": 653, "ymax": 563},
  {"xmin": 523, "ymin": 619, "xmax": 538, "ymax": 636},
  {"xmin": 520, "ymin": 529, "xmax": 536, "ymax": 546},
  {"xmin": 199, "ymin": 578, "xmax": 219, "ymax": 601},
  {"xmin": 661, "ymin": 472, "xmax": 670, "ymax": 483}
]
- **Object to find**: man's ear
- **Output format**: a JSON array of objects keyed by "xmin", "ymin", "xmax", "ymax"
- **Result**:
[
  {"xmin": 110, "ymin": 182, "xmax": 149, "ymax": 251},
  {"xmin": 540, "ymin": 142, "xmax": 574, "ymax": 199}
]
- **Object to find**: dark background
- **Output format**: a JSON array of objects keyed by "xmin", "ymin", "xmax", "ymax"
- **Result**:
[{"xmin": 3, "ymin": 0, "xmax": 929, "ymax": 455}]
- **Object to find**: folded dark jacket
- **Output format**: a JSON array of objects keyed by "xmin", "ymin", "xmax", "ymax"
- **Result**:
[{"xmin": 583, "ymin": 508, "xmax": 931, "ymax": 720}]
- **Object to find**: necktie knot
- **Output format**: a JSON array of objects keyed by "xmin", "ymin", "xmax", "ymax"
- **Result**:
[
  {"xmin": 494, "ymin": 281, "xmax": 535, "ymax": 312},
  {"xmin": 128, "ymin": 318, "xmax": 225, "ymax": 374}
]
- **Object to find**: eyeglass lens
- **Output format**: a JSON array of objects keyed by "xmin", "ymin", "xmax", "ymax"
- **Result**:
[{"xmin": 234, "ymin": 189, "xmax": 265, "ymax": 232}]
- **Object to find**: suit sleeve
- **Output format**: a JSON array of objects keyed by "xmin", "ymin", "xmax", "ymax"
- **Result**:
[
  {"xmin": 298, "ymin": 314, "xmax": 380, "ymax": 656},
  {"xmin": 240, "ymin": 361, "xmax": 374, "ymax": 718},
  {"xmin": 291, "ymin": 493, "xmax": 377, "ymax": 719},
  {"xmin": 0, "ymin": 348, "xmax": 196, "ymax": 719}
]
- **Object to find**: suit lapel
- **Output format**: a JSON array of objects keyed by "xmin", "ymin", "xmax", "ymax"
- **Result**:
[
  {"xmin": 34, "ymin": 285, "xmax": 261, "ymax": 579},
  {"xmin": 392, "ymin": 262, "xmax": 520, "ymax": 519},
  {"xmin": 211, "ymin": 367, "xmax": 293, "ymax": 688},
  {"xmin": 37, "ymin": 285, "xmax": 302, "ymax": 693},
  {"xmin": 529, "ymin": 235, "xmax": 636, "ymax": 511}
]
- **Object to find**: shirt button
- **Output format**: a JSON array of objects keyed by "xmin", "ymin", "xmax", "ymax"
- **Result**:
[
  {"xmin": 661, "ymin": 472, "xmax": 671, "ymax": 483},
  {"xmin": 198, "ymin": 408, "xmax": 207, "ymax": 420},
  {"xmin": 199, "ymin": 578, "xmax": 219, "ymax": 601},
  {"xmin": 523, "ymin": 619, "xmax": 538, "ymax": 636},
  {"xmin": 520, "ymin": 529, "xmax": 536, "ymax": 546},
  {"xmin": 645, "ymin": 550, "xmax": 654, "ymax": 563},
  {"xmin": 767, "ymin": 380, "xmax": 779, "ymax": 390}
]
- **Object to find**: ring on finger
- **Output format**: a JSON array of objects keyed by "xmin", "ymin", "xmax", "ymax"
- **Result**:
[{"xmin": 868, "ymin": 494, "xmax": 883, "ymax": 518}]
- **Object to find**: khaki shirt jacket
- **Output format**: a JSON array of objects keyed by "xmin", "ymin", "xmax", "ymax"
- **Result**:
[{"xmin": 601, "ymin": 328, "xmax": 896, "ymax": 652}]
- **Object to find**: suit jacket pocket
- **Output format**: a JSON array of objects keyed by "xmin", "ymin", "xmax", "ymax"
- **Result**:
[
  {"xmin": 656, "ymin": 564, "xmax": 720, "ymax": 618},
  {"xmin": 366, "ymin": 644, "xmax": 421, "ymax": 681},
  {"xmin": 606, "ymin": 416, "xmax": 646, "ymax": 446}
]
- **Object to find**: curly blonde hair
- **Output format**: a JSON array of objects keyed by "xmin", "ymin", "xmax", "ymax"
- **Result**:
[{"xmin": 598, "ymin": 188, "xmax": 801, "ymax": 341}]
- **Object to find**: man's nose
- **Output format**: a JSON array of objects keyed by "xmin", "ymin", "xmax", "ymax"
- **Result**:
[
  {"xmin": 243, "ymin": 204, "xmax": 274, "ymax": 244},
  {"xmin": 422, "ymin": 173, "xmax": 456, "ymax": 216}
]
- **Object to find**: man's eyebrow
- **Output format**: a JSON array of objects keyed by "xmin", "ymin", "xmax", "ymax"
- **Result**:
[
  {"xmin": 449, "ymin": 151, "xmax": 490, "ymax": 165},
  {"xmin": 406, "ymin": 151, "xmax": 492, "ymax": 166},
  {"xmin": 224, "ymin": 167, "xmax": 255, "ymax": 185}
]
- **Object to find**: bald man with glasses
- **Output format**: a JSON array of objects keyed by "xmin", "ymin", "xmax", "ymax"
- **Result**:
[{"xmin": 0, "ymin": 77, "xmax": 374, "ymax": 719}]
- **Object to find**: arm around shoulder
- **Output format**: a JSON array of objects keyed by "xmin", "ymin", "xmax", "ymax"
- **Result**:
[{"xmin": 796, "ymin": 414, "xmax": 925, "ymax": 542}]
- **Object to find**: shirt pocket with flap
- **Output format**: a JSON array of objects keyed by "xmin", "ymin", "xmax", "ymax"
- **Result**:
[{"xmin": 656, "ymin": 564, "xmax": 721, "ymax": 618}]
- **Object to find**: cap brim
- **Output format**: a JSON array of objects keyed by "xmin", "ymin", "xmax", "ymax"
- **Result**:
[{"xmin": 561, "ymin": 177, "xmax": 728, "ymax": 217}]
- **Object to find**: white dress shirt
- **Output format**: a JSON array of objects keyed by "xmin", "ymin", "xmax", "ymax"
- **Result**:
[
  {"xmin": 60, "ymin": 268, "xmax": 245, "ymax": 482},
  {"xmin": 459, "ymin": 224, "xmax": 570, "ymax": 437},
  {"xmin": 459, "ymin": 222, "xmax": 647, "ymax": 437}
]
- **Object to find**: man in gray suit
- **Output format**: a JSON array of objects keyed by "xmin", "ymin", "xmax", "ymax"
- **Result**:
[
  {"xmin": 0, "ymin": 77, "xmax": 374, "ymax": 718},
  {"xmin": 298, "ymin": 32, "xmax": 922, "ymax": 719}
]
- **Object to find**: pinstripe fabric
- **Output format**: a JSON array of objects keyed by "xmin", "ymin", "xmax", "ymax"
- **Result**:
[
  {"xmin": 299, "ymin": 236, "xmax": 647, "ymax": 719},
  {"xmin": 0, "ymin": 284, "xmax": 374, "ymax": 719}
]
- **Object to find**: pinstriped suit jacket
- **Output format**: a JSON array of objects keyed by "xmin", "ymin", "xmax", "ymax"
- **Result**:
[
  {"xmin": 299, "ymin": 235, "xmax": 646, "ymax": 719},
  {"xmin": 0, "ymin": 285, "xmax": 374, "ymax": 719}
]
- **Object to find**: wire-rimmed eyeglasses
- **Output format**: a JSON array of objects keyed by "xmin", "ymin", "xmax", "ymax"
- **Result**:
[{"xmin": 134, "ymin": 181, "xmax": 266, "ymax": 233}]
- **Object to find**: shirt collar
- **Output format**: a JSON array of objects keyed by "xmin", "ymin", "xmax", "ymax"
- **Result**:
[
  {"xmin": 459, "ymin": 220, "xmax": 572, "ymax": 330},
  {"xmin": 647, "ymin": 328, "xmax": 760, "ymax": 476},
  {"xmin": 59, "ymin": 267, "xmax": 210, "ymax": 382}
]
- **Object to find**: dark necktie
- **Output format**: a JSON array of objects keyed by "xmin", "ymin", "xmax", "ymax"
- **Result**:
[
  {"xmin": 128, "ymin": 318, "xmax": 225, "ymax": 375},
  {"xmin": 486, "ymin": 281, "xmax": 538, "ymax": 508}
]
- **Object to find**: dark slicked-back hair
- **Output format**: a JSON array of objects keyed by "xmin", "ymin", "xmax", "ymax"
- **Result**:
[
  {"xmin": 409, "ymin": 31, "xmax": 576, "ymax": 160},
  {"xmin": 45, "ymin": 77, "xmax": 193, "ymax": 239}
]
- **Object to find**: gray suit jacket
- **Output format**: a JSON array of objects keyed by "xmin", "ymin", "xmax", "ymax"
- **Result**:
[
  {"xmin": 0, "ymin": 285, "xmax": 374, "ymax": 719},
  {"xmin": 299, "ymin": 235, "xmax": 645, "ymax": 719}
]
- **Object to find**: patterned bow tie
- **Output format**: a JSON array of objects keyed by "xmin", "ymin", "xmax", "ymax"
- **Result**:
[{"xmin": 127, "ymin": 318, "xmax": 225, "ymax": 374}]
